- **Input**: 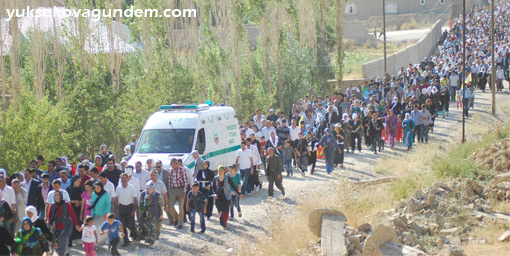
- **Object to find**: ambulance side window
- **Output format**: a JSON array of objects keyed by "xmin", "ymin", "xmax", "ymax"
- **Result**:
[{"xmin": 196, "ymin": 128, "xmax": 206, "ymax": 154}]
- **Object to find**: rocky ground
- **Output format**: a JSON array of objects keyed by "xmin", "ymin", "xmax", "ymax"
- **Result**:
[{"xmin": 68, "ymin": 89, "xmax": 510, "ymax": 256}]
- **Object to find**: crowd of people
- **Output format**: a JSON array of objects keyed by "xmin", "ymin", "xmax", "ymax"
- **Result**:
[{"xmin": 0, "ymin": 2, "xmax": 509, "ymax": 256}]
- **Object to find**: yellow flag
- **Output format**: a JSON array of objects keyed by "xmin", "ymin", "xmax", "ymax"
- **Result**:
[{"xmin": 464, "ymin": 73, "xmax": 472, "ymax": 85}]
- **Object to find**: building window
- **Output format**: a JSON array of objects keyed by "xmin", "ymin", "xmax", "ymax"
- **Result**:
[
  {"xmin": 440, "ymin": 0, "xmax": 445, "ymax": 4},
  {"xmin": 345, "ymin": 3, "xmax": 356, "ymax": 14},
  {"xmin": 385, "ymin": 2, "xmax": 398, "ymax": 14},
  {"xmin": 420, "ymin": 0, "xmax": 426, "ymax": 5}
]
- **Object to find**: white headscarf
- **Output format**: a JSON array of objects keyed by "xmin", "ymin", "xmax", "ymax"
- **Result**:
[
  {"xmin": 61, "ymin": 156, "xmax": 72, "ymax": 170},
  {"xmin": 431, "ymin": 86, "xmax": 438, "ymax": 94},
  {"xmin": 342, "ymin": 113, "xmax": 350, "ymax": 123},
  {"xmin": 25, "ymin": 206, "xmax": 38, "ymax": 223}
]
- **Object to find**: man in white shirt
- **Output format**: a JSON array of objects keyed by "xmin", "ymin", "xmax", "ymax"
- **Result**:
[
  {"xmin": 261, "ymin": 121, "xmax": 276, "ymax": 140},
  {"xmin": 0, "ymin": 176, "xmax": 16, "ymax": 217},
  {"xmin": 115, "ymin": 173, "xmax": 138, "ymax": 246},
  {"xmin": 99, "ymin": 172, "xmax": 116, "ymax": 212},
  {"xmin": 235, "ymin": 141, "xmax": 253, "ymax": 196},
  {"xmin": 243, "ymin": 122, "xmax": 254, "ymax": 137},
  {"xmin": 132, "ymin": 161, "xmax": 150, "ymax": 192},
  {"xmin": 44, "ymin": 179, "xmax": 70, "ymax": 221},
  {"xmin": 148, "ymin": 170, "xmax": 168, "ymax": 213},
  {"xmin": 288, "ymin": 119, "xmax": 301, "ymax": 145},
  {"xmin": 449, "ymin": 71, "xmax": 460, "ymax": 101},
  {"xmin": 252, "ymin": 108, "xmax": 265, "ymax": 130}
]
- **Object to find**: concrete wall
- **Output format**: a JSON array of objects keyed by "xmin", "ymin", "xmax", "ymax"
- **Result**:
[
  {"xmin": 327, "ymin": 79, "xmax": 367, "ymax": 92},
  {"xmin": 345, "ymin": 0, "xmax": 455, "ymax": 21},
  {"xmin": 362, "ymin": 20, "xmax": 443, "ymax": 79}
]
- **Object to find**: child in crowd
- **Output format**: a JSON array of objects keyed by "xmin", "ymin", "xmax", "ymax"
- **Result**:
[
  {"xmin": 283, "ymin": 140, "xmax": 296, "ymax": 176},
  {"xmin": 78, "ymin": 216, "xmax": 98, "ymax": 256},
  {"xmin": 227, "ymin": 165, "xmax": 242, "ymax": 220},
  {"xmin": 186, "ymin": 181, "xmax": 208, "ymax": 234},
  {"xmin": 283, "ymin": 140, "xmax": 297, "ymax": 176},
  {"xmin": 100, "ymin": 213, "xmax": 124, "ymax": 256}
]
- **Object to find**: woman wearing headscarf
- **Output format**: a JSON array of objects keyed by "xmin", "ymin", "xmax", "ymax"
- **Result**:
[
  {"xmin": 213, "ymin": 166, "xmax": 242, "ymax": 229},
  {"xmin": 66, "ymin": 175, "xmax": 83, "ymax": 247},
  {"xmin": 60, "ymin": 157, "xmax": 72, "ymax": 173},
  {"xmin": 306, "ymin": 132, "xmax": 318, "ymax": 174},
  {"xmin": 385, "ymin": 109, "xmax": 398, "ymax": 148},
  {"xmin": 89, "ymin": 181, "xmax": 110, "ymax": 246},
  {"xmin": 319, "ymin": 128, "xmax": 339, "ymax": 174},
  {"xmin": 136, "ymin": 181, "xmax": 163, "ymax": 245},
  {"xmin": 12, "ymin": 217, "xmax": 45, "ymax": 255},
  {"xmin": 402, "ymin": 113, "xmax": 415, "ymax": 151},
  {"xmin": 0, "ymin": 191, "xmax": 14, "ymax": 231},
  {"xmin": 93, "ymin": 156, "xmax": 103, "ymax": 173},
  {"xmin": 334, "ymin": 124, "xmax": 345, "ymax": 168},
  {"xmin": 0, "ymin": 225, "xmax": 14, "ymax": 256},
  {"xmin": 47, "ymin": 190, "xmax": 79, "ymax": 256},
  {"xmin": 196, "ymin": 161, "xmax": 215, "ymax": 219},
  {"xmin": 341, "ymin": 113, "xmax": 352, "ymax": 152},
  {"xmin": 99, "ymin": 145, "xmax": 112, "ymax": 166},
  {"xmin": 25, "ymin": 206, "xmax": 56, "ymax": 255}
]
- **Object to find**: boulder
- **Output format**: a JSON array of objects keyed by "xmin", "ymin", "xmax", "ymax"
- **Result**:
[
  {"xmin": 378, "ymin": 241, "xmax": 427, "ymax": 256},
  {"xmin": 358, "ymin": 223, "xmax": 372, "ymax": 233},
  {"xmin": 363, "ymin": 225, "xmax": 398, "ymax": 256},
  {"xmin": 413, "ymin": 190, "xmax": 426, "ymax": 200},
  {"xmin": 498, "ymin": 230, "xmax": 510, "ymax": 242},
  {"xmin": 494, "ymin": 172, "xmax": 510, "ymax": 183},
  {"xmin": 447, "ymin": 246, "xmax": 465, "ymax": 256},
  {"xmin": 308, "ymin": 208, "xmax": 345, "ymax": 237}
]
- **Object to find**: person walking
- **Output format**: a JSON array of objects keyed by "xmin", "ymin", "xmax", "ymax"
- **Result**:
[
  {"xmin": 402, "ymin": 113, "xmax": 415, "ymax": 151},
  {"xmin": 235, "ymin": 141, "xmax": 253, "ymax": 196},
  {"xmin": 136, "ymin": 181, "xmax": 162, "ymax": 245},
  {"xmin": 167, "ymin": 158, "xmax": 188, "ymax": 229},
  {"xmin": 115, "ymin": 173, "xmax": 138, "ymax": 247},
  {"xmin": 265, "ymin": 148, "xmax": 285, "ymax": 198},
  {"xmin": 47, "ymin": 190, "xmax": 79, "ymax": 256},
  {"xmin": 385, "ymin": 109, "xmax": 398, "ymax": 148},
  {"xmin": 89, "ymin": 182, "xmax": 111, "ymax": 246},
  {"xmin": 319, "ymin": 128, "xmax": 339, "ymax": 174},
  {"xmin": 196, "ymin": 161, "xmax": 214, "ymax": 220},
  {"xmin": 212, "ymin": 166, "xmax": 242, "ymax": 229},
  {"xmin": 12, "ymin": 217, "xmax": 45, "ymax": 256}
]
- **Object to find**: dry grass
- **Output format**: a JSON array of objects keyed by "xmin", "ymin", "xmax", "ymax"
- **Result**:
[
  {"xmin": 462, "ymin": 222, "xmax": 510, "ymax": 256},
  {"xmin": 238, "ymin": 191, "xmax": 334, "ymax": 256},
  {"xmin": 342, "ymin": 41, "xmax": 413, "ymax": 79},
  {"xmin": 399, "ymin": 18, "xmax": 432, "ymax": 30}
]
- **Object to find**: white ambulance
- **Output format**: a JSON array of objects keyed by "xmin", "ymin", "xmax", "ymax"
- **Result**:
[{"xmin": 128, "ymin": 104, "xmax": 241, "ymax": 171}]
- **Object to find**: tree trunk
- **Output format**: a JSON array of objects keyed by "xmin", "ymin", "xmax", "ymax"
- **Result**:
[
  {"xmin": 263, "ymin": 18, "xmax": 272, "ymax": 95},
  {"xmin": 8, "ymin": 14, "xmax": 21, "ymax": 104},
  {"xmin": 0, "ymin": 22, "xmax": 6, "ymax": 112},
  {"xmin": 277, "ymin": 41, "xmax": 284, "ymax": 112},
  {"xmin": 335, "ymin": 0, "xmax": 345, "ymax": 92}
]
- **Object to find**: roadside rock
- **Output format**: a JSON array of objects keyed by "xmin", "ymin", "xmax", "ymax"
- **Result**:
[
  {"xmin": 363, "ymin": 225, "xmax": 398, "ymax": 256},
  {"xmin": 498, "ymin": 230, "xmax": 510, "ymax": 242}
]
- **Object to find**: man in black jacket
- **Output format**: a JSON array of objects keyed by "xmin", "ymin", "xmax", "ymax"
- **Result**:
[
  {"xmin": 21, "ymin": 169, "xmax": 40, "ymax": 208},
  {"xmin": 324, "ymin": 105, "xmax": 339, "ymax": 126},
  {"xmin": 265, "ymin": 148, "xmax": 285, "ymax": 198}
]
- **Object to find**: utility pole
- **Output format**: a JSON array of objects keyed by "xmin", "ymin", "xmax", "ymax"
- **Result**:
[
  {"xmin": 383, "ymin": 0, "xmax": 387, "ymax": 79},
  {"xmin": 461, "ymin": 0, "xmax": 466, "ymax": 144},
  {"xmin": 491, "ymin": 0, "xmax": 496, "ymax": 115}
]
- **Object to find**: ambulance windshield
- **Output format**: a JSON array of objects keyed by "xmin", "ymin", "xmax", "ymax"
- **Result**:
[{"xmin": 135, "ymin": 129, "xmax": 195, "ymax": 154}]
